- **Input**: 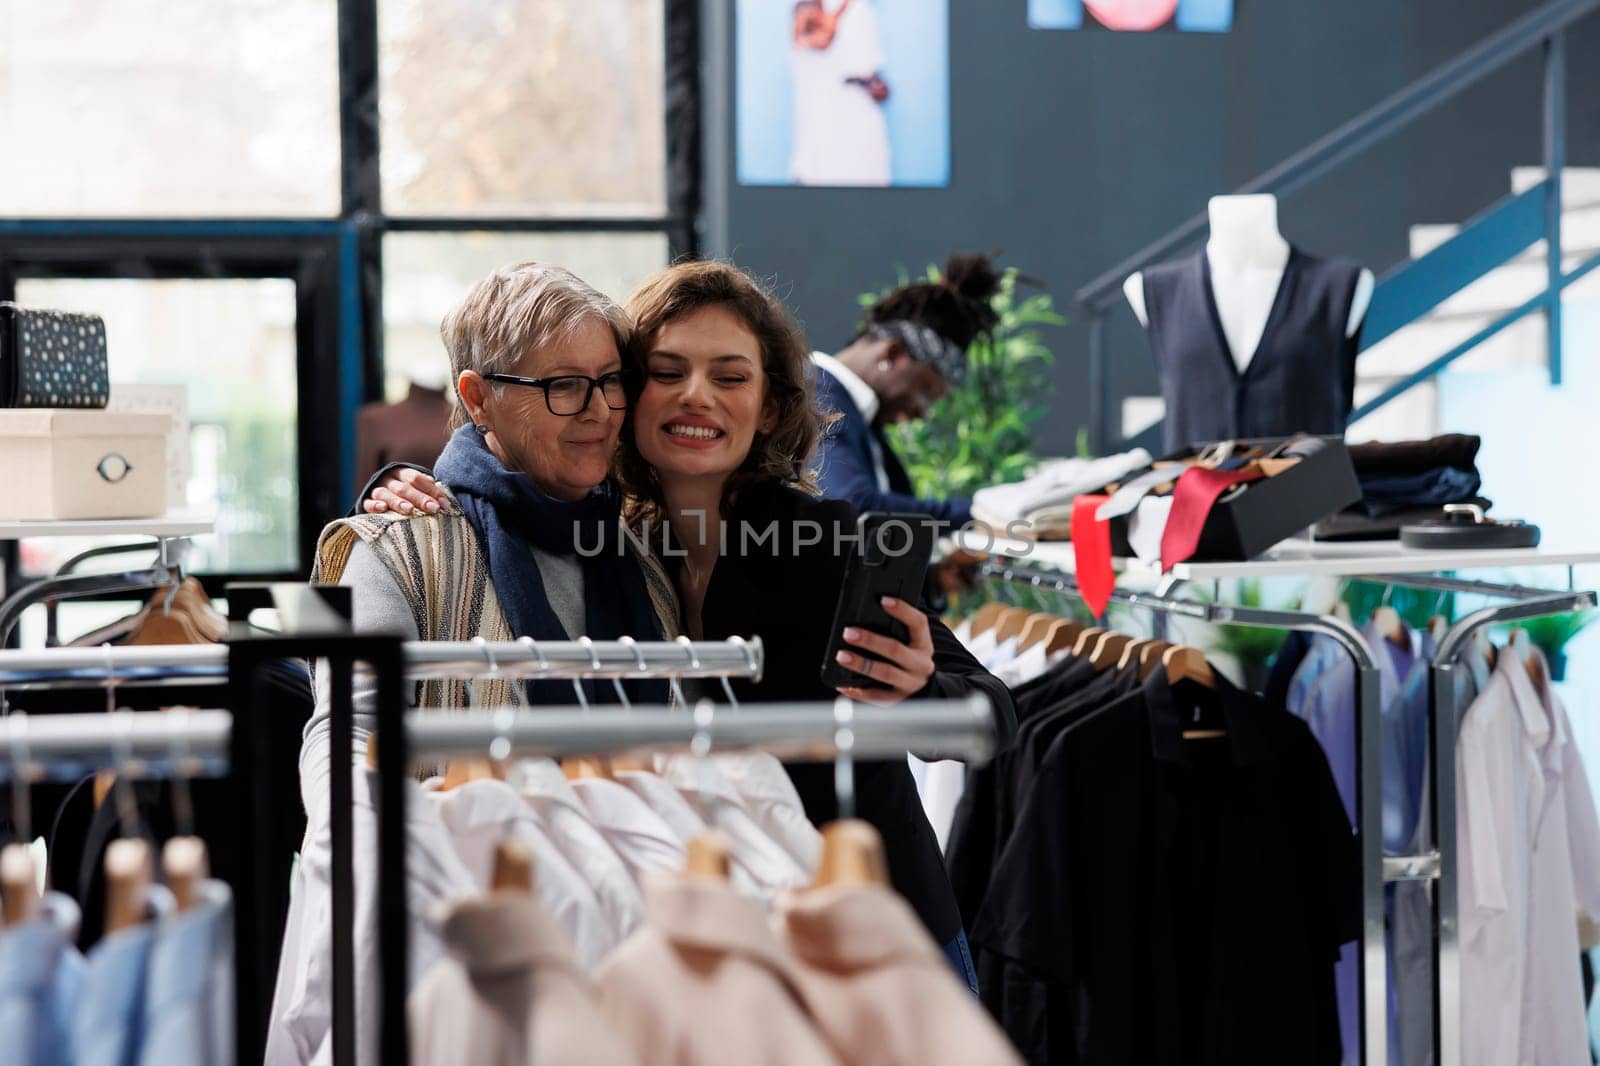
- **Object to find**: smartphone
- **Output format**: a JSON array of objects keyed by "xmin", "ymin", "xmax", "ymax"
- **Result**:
[{"xmin": 819, "ymin": 512, "xmax": 937, "ymax": 690}]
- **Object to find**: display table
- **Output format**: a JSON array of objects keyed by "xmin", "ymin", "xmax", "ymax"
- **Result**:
[
  {"xmin": 0, "ymin": 511, "xmax": 215, "ymax": 542},
  {"xmin": 954, "ymin": 528, "xmax": 1600, "ymax": 582}
]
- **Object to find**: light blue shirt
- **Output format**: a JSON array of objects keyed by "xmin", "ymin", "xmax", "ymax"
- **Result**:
[
  {"xmin": 74, "ymin": 885, "xmax": 174, "ymax": 1066},
  {"xmin": 0, "ymin": 890, "xmax": 85, "ymax": 1066},
  {"xmin": 138, "ymin": 879, "xmax": 233, "ymax": 1066}
]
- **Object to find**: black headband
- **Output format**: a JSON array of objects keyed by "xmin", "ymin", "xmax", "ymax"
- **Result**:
[{"xmin": 868, "ymin": 319, "xmax": 968, "ymax": 385}]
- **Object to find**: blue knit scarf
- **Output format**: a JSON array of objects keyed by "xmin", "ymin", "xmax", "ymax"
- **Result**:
[{"xmin": 434, "ymin": 425, "xmax": 665, "ymax": 705}]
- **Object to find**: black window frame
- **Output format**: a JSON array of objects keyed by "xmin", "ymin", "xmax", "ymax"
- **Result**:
[{"xmin": 0, "ymin": 0, "xmax": 700, "ymax": 590}]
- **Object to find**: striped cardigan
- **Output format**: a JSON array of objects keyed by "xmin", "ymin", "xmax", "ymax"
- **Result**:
[{"xmin": 312, "ymin": 488, "xmax": 683, "ymax": 710}]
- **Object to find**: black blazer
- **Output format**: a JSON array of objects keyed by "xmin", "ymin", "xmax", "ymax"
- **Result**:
[{"xmin": 690, "ymin": 481, "xmax": 1015, "ymax": 947}]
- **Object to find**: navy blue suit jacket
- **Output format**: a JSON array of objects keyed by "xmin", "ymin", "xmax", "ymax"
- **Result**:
[{"xmin": 811, "ymin": 364, "xmax": 973, "ymax": 531}]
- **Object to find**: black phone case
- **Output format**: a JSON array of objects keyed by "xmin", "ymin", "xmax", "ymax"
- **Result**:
[{"xmin": 819, "ymin": 512, "xmax": 936, "ymax": 690}]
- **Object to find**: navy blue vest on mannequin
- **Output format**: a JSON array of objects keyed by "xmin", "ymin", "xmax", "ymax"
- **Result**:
[{"xmin": 1142, "ymin": 247, "xmax": 1365, "ymax": 453}]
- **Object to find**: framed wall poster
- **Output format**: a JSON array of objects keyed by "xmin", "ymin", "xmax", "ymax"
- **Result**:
[
  {"xmin": 737, "ymin": 0, "xmax": 950, "ymax": 188},
  {"xmin": 1028, "ymin": 0, "xmax": 1233, "ymax": 32}
]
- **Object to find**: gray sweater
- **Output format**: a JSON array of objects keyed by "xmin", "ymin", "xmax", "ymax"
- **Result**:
[{"xmin": 299, "ymin": 538, "xmax": 587, "ymax": 829}]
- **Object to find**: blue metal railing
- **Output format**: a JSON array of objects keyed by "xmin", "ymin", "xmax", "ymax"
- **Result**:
[{"xmin": 1077, "ymin": 0, "xmax": 1600, "ymax": 452}]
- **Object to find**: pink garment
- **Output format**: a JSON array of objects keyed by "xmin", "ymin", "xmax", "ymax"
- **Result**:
[
  {"xmin": 776, "ymin": 883, "xmax": 1024, "ymax": 1066},
  {"xmin": 409, "ymin": 893, "xmax": 639, "ymax": 1066},
  {"xmin": 1085, "ymin": 0, "xmax": 1178, "ymax": 30},
  {"xmin": 595, "ymin": 871, "xmax": 841, "ymax": 1066}
]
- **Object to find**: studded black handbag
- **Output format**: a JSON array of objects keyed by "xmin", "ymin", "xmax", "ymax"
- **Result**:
[{"xmin": 0, "ymin": 302, "xmax": 111, "ymax": 408}]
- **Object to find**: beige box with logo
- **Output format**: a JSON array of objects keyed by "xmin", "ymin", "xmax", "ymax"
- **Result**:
[{"xmin": 0, "ymin": 409, "xmax": 171, "ymax": 520}]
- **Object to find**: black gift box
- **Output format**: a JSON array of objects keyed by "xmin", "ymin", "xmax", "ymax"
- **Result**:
[{"xmin": 1104, "ymin": 436, "xmax": 1361, "ymax": 563}]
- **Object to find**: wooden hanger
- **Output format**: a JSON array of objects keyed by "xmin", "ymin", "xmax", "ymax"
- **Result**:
[
  {"xmin": 1116, "ymin": 637, "xmax": 1155, "ymax": 673},
  {"xmin": 0, "ymin": 843, "xmax": 38, "ymax": 926},
  {"xmin": 444, "ymin": 758, "xmax": 506, "ymax": 789},
  {"xmin": 561, "ymin": 756, "xmax": 616, "ymax": 781},
  {"xmin": 992, "ymin": 607, "xmax": 1034, "ymax": 645},
  {"xmin": 1371, "ymin": 606, "xmax": 1409, "ymax": 648},
  {"xmin": 162, "ymin": 836, "xmax": 209, "ymax": 914},
  {"xmin": 491, "ymin": 838, "xmax": 536, "ymax": 893},
  {"xmin": 1088, "ymin": 631, "xmax": 1134, "ymax": 672},
  {"xmin": 1506, "ymin": 628, "xmax": 1547, "ymax": 695},
  {"xmin": 123, "ymin": 579, "xmax": 229, "ymax": 647},
  {"xmin": 1042, "ymin": 617, "xmax": 1086, "ymax": 657},
  {"xmin": 126, "ymin": 606, "xmax": 207, "ymax": 647},
  {"xmin": 1016, "ymin": 613, "xmax": 1061, "ymax": 653},
  {"xmin": 811, "ymin": 819, "xmax": 889, "ymax": 889},
  {"xmin": 1069, "ymin": 626, "xmax": 1108, "ymax": 659},
  {"xmin": 683, "ymin": 830, "xmax": 733, "ymax": 880},
  {"xmin": 1137, "ymin": 640, "xmax": 1174, "ymax": 680},
  {"xmin": 965, "ymin": 603, "xmax": 1009, "ymax": 638},
  {"xmin": 1164, "ymin": 645, "xmax": 1216, "ymax": 689},
  {"xmin": 105, "ymin": 838, "xmax": 153, "ymax": 935},
  {"xmin": 1164, "ymin": 646, "xmax": 1224, "ymax": 739}
]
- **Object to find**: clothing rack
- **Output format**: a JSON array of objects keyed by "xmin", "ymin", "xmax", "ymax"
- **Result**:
[
  {"xmin": 0, "ymin": 707, "xmax": 275, "ymax": 1064},
  {"xmin": 0, "ymin": 707, "xmax": 231, "ymax": 780},
  {"xmin": 356, "ymin": 693, "xmax": 998, "ymax": 1066},
  {"xmin": 0, "ymin": 636, "xmax": 767, "ymax": 688},
  {"xmin": 977, "ymin": 557, "xmax": 1597, "ymax": 1066}
]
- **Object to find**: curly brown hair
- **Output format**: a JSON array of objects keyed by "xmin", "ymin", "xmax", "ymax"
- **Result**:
[{"xmin": 615, "ymin": 260, "xmax": 828, "ymax": 522}]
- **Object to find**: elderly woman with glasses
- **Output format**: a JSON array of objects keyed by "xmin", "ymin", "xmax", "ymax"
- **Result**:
[{"xmin": 299, "ymin": 261, "xmax": 672, "ymax": 831}]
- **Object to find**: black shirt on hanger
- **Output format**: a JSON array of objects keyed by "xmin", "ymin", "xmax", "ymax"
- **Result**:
[
  {"xmin": 945, "ymin": 657, "xmax": 1137, "ymax": 930},
  {"xmin": 970, "ymin": 670, "xmax": 1358, "ymax": 1066}
]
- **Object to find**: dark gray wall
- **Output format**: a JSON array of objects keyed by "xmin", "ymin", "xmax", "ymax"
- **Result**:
[{"xmin": 712, "ymin": 0, "xmax": 1600, "ymax": 455}]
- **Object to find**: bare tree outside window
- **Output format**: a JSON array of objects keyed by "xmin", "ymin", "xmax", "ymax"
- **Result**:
[{"xmin": 379, "ymin": 0, "xmax": 666, "ymax": 217}]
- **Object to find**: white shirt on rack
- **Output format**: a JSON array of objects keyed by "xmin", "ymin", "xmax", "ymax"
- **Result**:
[
  {"xmin": 424, "ymin": 776, "xmax": 620, "ymax": 971},
  {"xmin": 570, "ymin": 776, "xmax": 689, "ymax": 883},
  {"xmin": 511, "ymin": 759, "xmax": 646, "ymax": 947},
  {"xmin": 1457, "ymin": 654, "xmax": 1600, "ymax": 1066},
  {"xmin": 708, "ymin": 753, "xmax": 823, "ymax": 875},
  {"xmin": 656, "ymin": 754, "xmax": 811, "ymax": 893}
]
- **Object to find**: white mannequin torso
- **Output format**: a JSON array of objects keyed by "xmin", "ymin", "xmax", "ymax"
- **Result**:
[{"xmin": 1124, "ymin": 194, "xmax": 1374, "ymax": 372}]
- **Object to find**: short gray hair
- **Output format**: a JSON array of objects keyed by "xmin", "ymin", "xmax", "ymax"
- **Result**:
[{"xmin": 440, "ymin": 261, "xmax": 631, "ymax": 428}]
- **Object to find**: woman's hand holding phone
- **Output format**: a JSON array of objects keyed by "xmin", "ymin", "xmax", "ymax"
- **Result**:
[{"xmin": 833, "ymin": 596, "xmax": 936, "ymax": 705}]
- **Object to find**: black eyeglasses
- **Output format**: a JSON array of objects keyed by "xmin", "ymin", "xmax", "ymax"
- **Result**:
[{"xmin": 485, "ymin": 371, "xmax": 631, "ymax": 416}]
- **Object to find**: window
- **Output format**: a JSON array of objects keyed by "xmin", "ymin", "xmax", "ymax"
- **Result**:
[
  {"xmin": 379, "ymin": 0, "xmax": 666, "ymax": 217},
  {"xmin": 0, "ymin": 0, "xmax": 340, "ymax": 217},
  {"xmin": 14, "ymin": 277, "xmax": 300, "ymax": 575},
  {"xmin": 0, "ymin": 2, "xmax": 689, "ymax": 600},
  {"xmin": 381, "ymin": 231, "xmax": 669, "ymax": 399}
]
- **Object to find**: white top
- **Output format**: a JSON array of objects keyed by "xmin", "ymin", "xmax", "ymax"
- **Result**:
[
  {"xmin": 0, "ymin": 511, "xmax": 214, "ymax": 541},
  {"xmin": 789, "ymin": 0, "xmax": 890, "ymax": 186},
  {"xmin": 1456, "ymin": 655, "xmax": 1600, "ymax": 1066},
  {"xmin": 423, "ymin": 776, "xmax": 620, "ymax": 971},
  {"xmin": 570, "ymin": 776, "xmax": 689, "ymax": 882},
  {"xmin": 512, "ymin": 759, "xmax": 646, "ymax": 947},
  {"xmin": 710, "ymin": 753, "xmax": 824, "ymax": 875},
  {"xmin": 656, "ymin": 754, "xmax": 811, "ymax": 893},
  {"xmin": 952, "ymin": 528, "xmax": 1600, "ymax": 582}
]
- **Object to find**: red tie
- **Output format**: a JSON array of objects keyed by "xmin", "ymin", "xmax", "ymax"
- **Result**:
[
  {"xmin": 1072, "ymin": 494, "xmax": 1115, "ymax": 617},
  {"xmin": 1159, "ymin": 467, "xmax": 1264, "ymax": 572}
]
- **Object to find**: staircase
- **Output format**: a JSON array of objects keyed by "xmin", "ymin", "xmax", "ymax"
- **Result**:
[
  {"xmin": 1348, "ymin": 166, "xmax": 1600, "ymax": 441},
  {"xmin": 1078, "ymin": 0, "xmax": 1600, "ymax": 459}
]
